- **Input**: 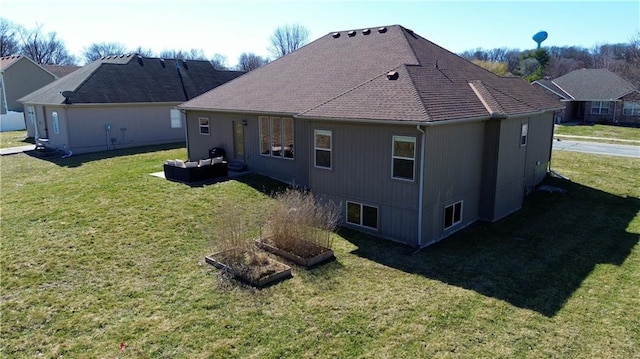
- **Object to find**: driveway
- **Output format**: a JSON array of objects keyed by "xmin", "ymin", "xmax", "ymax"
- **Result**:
[{"xmin": 552, "ymin": 139, "xmax": 640, "ymax": 158}]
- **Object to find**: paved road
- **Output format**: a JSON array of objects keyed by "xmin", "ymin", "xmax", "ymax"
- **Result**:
[{"xmin": 552, "ymin": 139, "xmax": 640, "ymax": 158}]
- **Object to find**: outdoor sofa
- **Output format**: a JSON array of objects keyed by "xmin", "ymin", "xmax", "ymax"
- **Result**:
[{"xmin": 163, "ymin": 157, "xmax": 227, "ymax": 183}]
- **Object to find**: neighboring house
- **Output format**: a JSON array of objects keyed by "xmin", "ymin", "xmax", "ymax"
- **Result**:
[
  {"xmin": 42, "ymin": 64, "xmax": 81, "ymax": 79},
  {"xmin": 533, "ymin": 69, "xmax": 640, "ymax": 124},
  {"xmin": 179, "ymin": 25, "xmax": 562, "ymax": 248},
  {"xmin": 19, "ymin": 55, "xmax": 243, "ymax": 154},
  {"xmin": 1, "ymin": 55, "xmax": 58, "ymax": 131}
]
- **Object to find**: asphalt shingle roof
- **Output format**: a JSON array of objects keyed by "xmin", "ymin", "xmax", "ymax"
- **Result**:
[
  {"xmin": 180, "ymin": 25, "xmax": 562, "ymax": 122},
  {"xmin": 19, "ymin": 55, "xmax": 243, "ymax": 105},
  {"xmin": 550, "ymin": 68, "xmax": 637, "ymax": 100}
]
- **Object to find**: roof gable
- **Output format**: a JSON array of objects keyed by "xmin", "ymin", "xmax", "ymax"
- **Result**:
[
  {"xmin": 180, "ymin": 25, "xmax": 562, "ymax": 122},
  {"xmin": 552, "ymin": 69, "xmax": 637, "ymax": 100},
  {"xmin": 19, "ymin": 55, "xmax": 243, "ymax": 105},
  {"xmin": 1, "ymin": 55, "xmax": 57, "ymax": 78}
]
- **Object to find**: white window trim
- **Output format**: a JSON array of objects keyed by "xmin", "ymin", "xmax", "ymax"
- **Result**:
[
  {"xmin": 170, "ymin": 109, "xmax": 182, "ymax": 129},
  {"xmin": 259, "ymin": 116, "xmax": 295, "ymax": 160},
  {"xmin": 391, "ymin": 135, "xmax": 416, "ymax": 181},
  {"xmin": 443, "ymin": 201, "xmax": 463, "ymax": 230},
  {"xmin": 346, "ymin": 201, "xmax": 379, "ymax": 230},
  {"xmin": 27, "ymin": 106, "xmax": 35, "ymax": 124},
  {"xmin": 198, "ymin": 117, "xmax": 210, "ymax": 135},
  {"xmin": 520, "ymin": 122, "xmax": 528, "ymax": 147},
  {"xmin": 623, "ymin": 102, "xmax": 640, "ymax": 116},
  {"xmin": 314, "ymin": 129, "xmax": 332, "ymax": 169},
  {"xmin": 591, "ymin": 101, "xmax": 609, "ymax": 115},
  {"xmin": 52, "ymin": 111, "xmax": 60, "ymax": 135}
]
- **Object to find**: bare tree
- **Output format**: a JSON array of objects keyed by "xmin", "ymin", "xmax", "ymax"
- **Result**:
[
  {"xmin": 210, "ymin": 53, "xmax": 228, "ymax": 70},
  {"xmin": 158, "ymin": 48, "xmax": 207, "ymax": 60},
  {"xmin": 0, "ymin": 18, "xmax": 21, "ymax": 57},
  {"xmin": 82, "ymin": 42, "xmax": 128, "ymax": 63},
  {"xmin": 268, "ymin": 23, "xmax": 309, "ymax": 58},
  {"xmin": 19, "ymin": 24, "xmax": 76, "ymax": 65},
  {"xmin": 132, "ymin": 46, "xmax": 155, "ymax": 58},
  {"xmin": 236, "ymin": 52, "xmax": 268, "ymax": 72}
]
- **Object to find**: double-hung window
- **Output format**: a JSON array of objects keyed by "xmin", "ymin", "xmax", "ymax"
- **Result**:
[
  {"xmin": 170, "ymin": 109, "xmax": 182, "ymax": 128},
  {"xmin": 623, "ymin": 102, "xmax": 640, "ymax": 116},
  {"xmin": 346, "ymin": 201, "xmax": 378, "ymax": 230},
  {"xmin": 259, "ymin": 116, "xmax": 294, "ymax": 159},
  {"xmin": 520, "ymin": 123, "xmax": 528, "ymax": 146},
  {"xmin": 392, "ymin": 135, "xmax": 416, "ymax": 181},
  {"xmin": 314, "ymin": 130, "xmax": 332, "ymax": 169},
  {"xmin": 591, "ymin": 101, "xmax": 610, "ymax": 115},
  {"xmin": 27, "ymin": 106, "xmax": 35, "ymax": 124},
  {"xmin": 52, "ymin": 111, "xmax": 60, "ymax": 135},
  {"xmin": 444, "ymin": 201, "xmax": 463, "ymax": 230},
  {"xmin": 199, "ymin": 117, "xmax": 210, "ymax": 135}
]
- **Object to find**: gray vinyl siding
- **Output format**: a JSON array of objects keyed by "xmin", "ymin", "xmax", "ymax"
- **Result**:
[
  {"xmin": 523, "ymin": 112, "xmax": 554, "ymax": 190},
  {"xmin": 309, "ymin": 121, "xmax": 421, "ymax": 245},
  {"xmin": 421, "ymin": 121, "xmax": 485, "ymax": 245},
  {"xmin": 61, "ymin": 105, "xmax": 184, "ymax": 154},
  {"xmin": 3, "ymin": 58, "xmax": 55, "ymax": 113},
  {"xmin": 186, "ymin": 111, "xmax": 309, "ymax": 185},
  {"xmin": 492, "ymin": 117, "xmax": 530, "ymax": 221}
]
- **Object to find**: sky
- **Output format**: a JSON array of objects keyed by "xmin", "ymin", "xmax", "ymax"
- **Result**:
[{"xmin": 2, "ymin": 0, "xmax": 639, "ymax": 67}]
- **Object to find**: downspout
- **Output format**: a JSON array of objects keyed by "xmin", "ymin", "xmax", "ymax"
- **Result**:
[{"xmin": 416, "ymin": 124, "xmax": 426, "ymax": 248}]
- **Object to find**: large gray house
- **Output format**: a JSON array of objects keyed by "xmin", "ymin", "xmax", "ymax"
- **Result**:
[
  {"xmin": 178, "ymin": 25, "xmax": 562, "ymax": 247},
  {"xmin": 19, "ymin": 55, "xmax": 243, "ymax": 154}
]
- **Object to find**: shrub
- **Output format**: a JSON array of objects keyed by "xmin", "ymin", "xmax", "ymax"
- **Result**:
[{"xmin": 261, "ymin": 189, "xmax": 339, "ymax": 257}]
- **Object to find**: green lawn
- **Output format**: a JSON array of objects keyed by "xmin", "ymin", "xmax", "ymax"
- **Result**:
[
  {"xmin": 0, "ymin": 130, "xmax": 32, "ymax": 149},
  {"xmin": 555, "ymin": 123, "xmax": 640, "ymax": 143},
  {"xmin": 1, "ymin": 145, "xmax": 639, "ymax": 358}
]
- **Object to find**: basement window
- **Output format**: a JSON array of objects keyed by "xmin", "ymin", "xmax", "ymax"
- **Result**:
[
  {"xmin": 444, "ymin": 201, "xmax": 463, "ymax": 230},
  {"xmin": 199, "ymin": 117, "xmax": 210, "ymax": 135},
  {"xmin": 346, "ymin": 201, "xmax": 378, "ymax": 230}
]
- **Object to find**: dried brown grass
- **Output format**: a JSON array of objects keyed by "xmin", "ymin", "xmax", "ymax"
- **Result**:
[{"xmin": 262, "ymin": 189, "xmax": 339, "ymax": 257}]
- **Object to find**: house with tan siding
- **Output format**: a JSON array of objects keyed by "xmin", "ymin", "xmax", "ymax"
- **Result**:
[
  {"xmin": 1, "ymin": 55, "xmax": 60, "ymax": 131},
  {"xmin": 19, "ymin": 55, "xmax": 243, "ymax": 154},
  {"xmin": 179, "ymin": 25, "xmax": 562, "ymax": 247}
]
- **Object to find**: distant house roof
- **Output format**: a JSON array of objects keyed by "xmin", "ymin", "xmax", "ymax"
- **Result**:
[
  {"xmin": 532, "ymin": 79, "xmax": 571, "ymax": 100},
  {"xmin": 1, "ymin": 55, "xmax": 56, "ymax": 77},
  {"xmin": 42, "ymin": 64, "xmax": 81, "ymax": 78},
  {"xmin": 180, "ymin": 25, "xmax": 561, "ymax": 123},
  {"xmin": 549, "ymin": 69, "xmax": 637, "ymax": 101},
  {"xmin": 19, "ymin": 54, "xmax": 244, "ymax": 105}
]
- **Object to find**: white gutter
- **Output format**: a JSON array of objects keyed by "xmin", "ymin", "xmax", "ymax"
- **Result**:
[{"xmin": 416, "ymin": 124, "xmax": 426, "ymax": 248}]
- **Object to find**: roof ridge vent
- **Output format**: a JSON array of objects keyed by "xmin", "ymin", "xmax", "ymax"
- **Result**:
[
  {"xmin": 362, "ymin": 28, "xmax": 371, "ymax": 35},
  {"xmin": 331, "ymin": 32, "xmax": 340, "ymax": 38},
  {"xmin": 347, "ymin": 30, "xmax": 356, "ymax": 37},
  {"xmin": 378, "ymin": 27, "xmax": 387, "ymax": 33}
]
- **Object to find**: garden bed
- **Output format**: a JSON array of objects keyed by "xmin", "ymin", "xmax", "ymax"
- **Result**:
[
  {"xmin": 256, "ymin": 237, "xmax": 335, "ymax": 267},
  {"xmin": 205, "ymin": 248, "xmax": 292, "ymax": 287}
]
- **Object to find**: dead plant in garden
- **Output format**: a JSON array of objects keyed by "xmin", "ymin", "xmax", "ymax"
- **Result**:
[
  {"xmin": 261, "ymin": 189, "xmax": 340, "ymax": 257},
  {"xmin": 209, "ymin": 199, "xmax": 268, "ymax": 273}
]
